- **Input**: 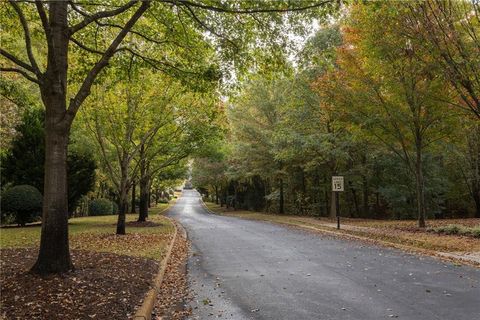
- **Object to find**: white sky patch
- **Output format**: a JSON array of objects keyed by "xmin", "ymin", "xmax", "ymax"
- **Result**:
[{"xmin": 287, "ymin": 18, "xmax": 321, "ymax": 67}]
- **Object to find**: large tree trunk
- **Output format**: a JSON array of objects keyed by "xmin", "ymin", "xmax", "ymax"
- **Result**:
[
  {"xmin": 31, "ymin": 2, "xmax": 73, "ymax": 274},
  {"xmin": 32, "ymin": 127, "xmax": 72, "ymax": 273}
]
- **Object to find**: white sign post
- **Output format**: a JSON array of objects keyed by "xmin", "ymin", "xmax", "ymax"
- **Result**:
[{"xmin": 332, "ymin": 176, "xmax": 344, "ymax": 229}]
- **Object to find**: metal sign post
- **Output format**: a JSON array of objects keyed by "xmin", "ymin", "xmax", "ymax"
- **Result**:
[{"xmin": 332, "ymin": 176, "xmax": 344, "ymax": 229}]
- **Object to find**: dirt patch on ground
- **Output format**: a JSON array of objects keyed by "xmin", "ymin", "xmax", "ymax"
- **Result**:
[
  {"xmin": 125, "ymin": 221, "xmax": 163, "ymax": 228},
  {"xmin": 153, "ymin": 227, "xmax": 192, "ymax": 319},
  {"xmin": 1, "ymin": 248, "xmax": 158, "ymax": 320}
]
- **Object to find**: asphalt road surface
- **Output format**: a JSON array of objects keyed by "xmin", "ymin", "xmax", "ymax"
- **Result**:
[{"xmin": 168, "ymin": 190, "xmax": 480, "ymax": 320}]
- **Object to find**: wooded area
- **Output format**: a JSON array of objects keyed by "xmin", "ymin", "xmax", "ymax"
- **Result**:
[{"xmin": 193, "ymin": 1, "xmax": 480, "ymax": 228}]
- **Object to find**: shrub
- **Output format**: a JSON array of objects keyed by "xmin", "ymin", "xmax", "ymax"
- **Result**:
[
  {"xmin": 1, "ymin": 185, "xmax": 42, "ymax": 226},
  {"xmin": 1, "ymin": 108, "xmax": 96, "ymax": 214},
  {"xmin": 430, "ymin": 224, "xmax": 480, "ymax": 238},
  {"xmin": 88, "ymin": 198, "xmax": 113, "ymax": 216},
  {"xmin": 111, "ymin": 201, "xmax": 118, "ymax": 214},
  {"xmin": 437, "ymin": 224, "xmax": 461, "ymax": 235},
  {"xmin": 468, "ymin": 227, "xmax": 480, "ymax": 238}
]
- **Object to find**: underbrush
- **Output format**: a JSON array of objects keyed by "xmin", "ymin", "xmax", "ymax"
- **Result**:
[{"xmin": 428, "ymin": 224, "xmax": 480, "ymax": 238}]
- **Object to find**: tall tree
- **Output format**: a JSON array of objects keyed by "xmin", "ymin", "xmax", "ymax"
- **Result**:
[{"xmin": 324, "ymin": 3, "xmax": 456, "ymax": 227}]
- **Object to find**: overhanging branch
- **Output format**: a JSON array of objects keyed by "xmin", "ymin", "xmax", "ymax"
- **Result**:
[
  {"xmin": 35, "ymin": 0, "xmax": 51, "ymax": 42},
  {"xmin": 69, "ymin": 0, "xmax": 139, "ymax": 34},
  {"xmin": 169, "ymin": 0, "xmax": 333, "ymax": 14},
  {"xmin": 71, "ymin": 37, "xmax": 105, "ymax": 55},
  {"xmin": 66, "ymin": 0, "xmax": 151, "ymax": 124},
  {"xmin": 8, "ymin": 0, "xmax": 41, "ymax": 75}
]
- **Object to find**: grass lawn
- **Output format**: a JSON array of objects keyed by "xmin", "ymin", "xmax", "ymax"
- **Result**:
[
  {"xmin": 204, "ymin": 202, "xmax": 480, "ymax": 255},
  {"xmin": 1, "ymin": 205, "xmax": 175, "ymax": 259}
]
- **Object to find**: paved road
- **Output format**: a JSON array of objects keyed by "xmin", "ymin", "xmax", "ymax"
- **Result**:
[{"xmin": 168, "ymin": 190, "xmax": 480, "ymax": 320}]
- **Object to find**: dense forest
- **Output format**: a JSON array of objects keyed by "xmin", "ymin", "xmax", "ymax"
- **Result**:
[{"xmin": 192, "ymin": 1, "xmax": 480, "ymax": 226}]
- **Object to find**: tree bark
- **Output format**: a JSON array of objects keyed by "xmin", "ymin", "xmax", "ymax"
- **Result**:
[
  {"xmin": 415, "ymin": 134, "xmax": 426, "ymax": 228},
  {"xmin": 220, "ymin": 187, "xmax": 225, "ymax": 207},
  {"xmin": 362, "ymin": 175, "xmax": 369, "ymax": 218},
  {"xmin": 349, "ymin": 181, "xmax": 359, "ymax": 218},
  {"xmin": 131, "ymin": 180, "xmax": 136, "ymax": 213},
  {"xmin": 322, "ymin": 174, "xmax": 329, "ymax": 217},
  {"xmin": 474, "ymin": 191, "xmax": 480, "ymax": 218},
  {"xmin": 116, "ymin": 161, "xmax": 129, "ymax": 235},
  {"xmin": 31, "ymin": 2, "xmax": 73, "ymax": 274},
  {"xmin": 214, "ymin": 185, "xmax": 219, "ymax": 204},
  {"xmin": 279, "ymin": 178, "xmax": 284, "ymax": 214},
  {"xmin": 32, "ymin": 121, "xmax": 72, "ymax": 273},
  {"xmin": 467, "ymin": 126, "xmax": 480, "ymax": 218},
  {"xmin": 138, "ymin": 144, "xmax": 149, "ymax": 222},
  {"xmin": 138, "ymin": 176, "xmax": 149, "ymax": 222},
  {"xmin": 361, "ymin": 154, "xmax": 369, "ymax": 218},
  {"xmin": 148, "ymin": 190, "xmax": 151, "ymax": 208},
  {"xmin": 117, "ymin": 191, "xmax": 128, "ymax": 235},
  {"xmin": 233, "ymin": 183, "xmax": 238, "ymax": 210}
]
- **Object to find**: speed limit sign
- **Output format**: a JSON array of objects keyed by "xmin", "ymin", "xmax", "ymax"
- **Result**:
[{"xmin": 332, "ymin": 176, "xmax": 344, "ymax": 192}]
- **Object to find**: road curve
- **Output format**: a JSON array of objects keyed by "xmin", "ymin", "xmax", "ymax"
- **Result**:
[{"xmin": 167, "ymin": 190, "xmax": 480, "ymax": 320}]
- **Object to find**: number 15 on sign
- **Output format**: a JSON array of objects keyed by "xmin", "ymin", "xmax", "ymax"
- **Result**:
[{"xmin": 332, "ymin": 176, "xmax": 344, "ymax": 192}]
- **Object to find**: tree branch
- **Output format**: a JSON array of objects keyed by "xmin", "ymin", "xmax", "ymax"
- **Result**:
[
  {"xmin": 35, "ymin": 0, "xmax": 51, "ymax": 42},
  {"xmin": 71, "ymin": 37, "xmax": 105, "ymax": 55},
  {"xmin": 69, "ymin": 0, "xmax": 139, "ymax": 34},
  {"xmin": 114, "ymin": 47, "xmax": 196, "ymax": 76},
  {"xmin": 9, "ymin": 0, "xmax": 41, "ymax": 75},
  {"xmin": 0, "ymin": 67, "xmax": 40, "ymax": 84},
  {"xmin": 93, "ymin": 20, "xmax": 171, "ymax": 46},
  {"xmin": 0, "ymin": 48, "xmax": 38, "ymax": 76},
  {"xmin": 66, "ymin": 0, "xmax": 151, "ymax": 124},
  {"xmin": 181, "ymin": 4, "xmax": 237, "ymax": 49},
  {"xmin": 169, "ymin": 0, "xmax": 333, "ymax": 14}
]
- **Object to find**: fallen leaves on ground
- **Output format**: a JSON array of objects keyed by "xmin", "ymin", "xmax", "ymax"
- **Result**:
[
  {"xmin": 1, "ymin": 248, "xmax": 158, "ymax": 320},
  {"xmin": 153, "ymin": 226, "xmax": 192, "ymax": 320},
  {"xmin": 71, "ymin": 232, "xmax": 171, "ymax": 260},
  {"xmin": 125, "ymin": 221, "xmax": 163, "ymax": 228}
]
